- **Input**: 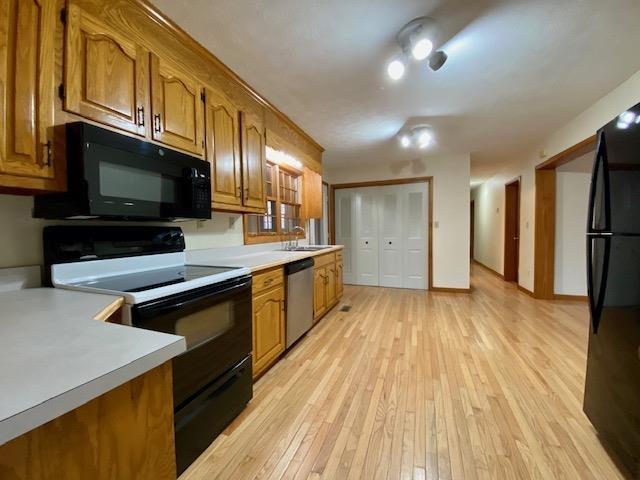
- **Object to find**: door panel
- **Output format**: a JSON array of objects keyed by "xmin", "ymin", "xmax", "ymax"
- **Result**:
[
  {"xmin": 355, "ymin": 189, "xmax": 379, "ymax": 286},
  {"xmin": 252, "ymin": 286, "xmax": 285, "ymax": 376},
  {"xmin": 150, "ymin": 54, "xmax": 203, "ymax": 155},
  {"xmin": 379, "ymin": 186, "xmax": 402, "ymax": 288},
  {"xmin": 335, "ymin": 190, "xmax": 355, "ymax": 284},
  {"xmin": 326, "ymin": 262, "xmax": 337, "ymax": 306},
  {"xmin": 336, "ymin": 259, "xmax": 344, "ymax": 298},
  {"xmin": 241, "ymin": 111, "xmax": 266, "ymax": 210},
  {"xmin": 205, "ymin": 88, "xmax": 241, "ymax": 207},
  {"xmin": 504, "ymin": 180, "xmax": 520, "ymax": 282},
  {"xmin": 0, "ymin": 0, "xmax": 56, "ymax": 181},
  {"xmin": 403, "ymin": 184, "xmax": 428, "ymax": 289},
  {"xmin": 313, "ymin": 267, "xmax": 327, "ymax": 320},
  {"xmin": 65, "ymin": 5, "xmax": 148, "ymax": 137}
]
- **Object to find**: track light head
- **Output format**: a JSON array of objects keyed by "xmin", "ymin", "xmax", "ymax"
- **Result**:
[{"xmin": 428, "ymin": 51, "xmax": 448, "ymax": 71}]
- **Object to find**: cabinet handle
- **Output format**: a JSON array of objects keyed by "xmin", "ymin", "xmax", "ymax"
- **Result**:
[
  {"xmin": 137, "ymin": 106, "xmax": 145, "ymax": 127},
  {"xmin": 264, "ymin": 278, "xmax": 273, "ymax": 286},
  {"xmin": 43, "ymin": 141, "xmax": 52, "ymax": 166},
  {"xmin": 237, "ymin": 186, "xmax": 242, "ymax": 197},
  {"xmin": 244, "ymin": 187, "xmax": 249, "ymax": 200},
  {"xmin": 153, "ymin": 114, "xmax": 162, "ymax": 133}
]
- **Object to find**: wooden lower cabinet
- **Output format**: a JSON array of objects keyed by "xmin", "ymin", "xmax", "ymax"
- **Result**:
[
  {"xmin": 313, "ymin": 250, "xmax": 344, "ymax": 322},
  {"xmin": 252, "ymin": 267, "xmax": 285, "ymax": 379},
  {"xmin": 0, "ymin": 362, "xmax": 176, "ymax": 480}
]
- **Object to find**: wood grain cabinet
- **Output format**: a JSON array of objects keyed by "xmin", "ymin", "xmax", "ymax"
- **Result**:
[
  {"xmin": 204, "ymin": 88, "xmax": 242, "ymax": 209},
  {"xmin": 241, "ymin": 111, "xmax": 266, "ymax": 210},
  {"xmin": 313, "ymin": 251, "xmax": 343, "ymax": 321},
  {"xmin": 64, "ymin": 4, "xmax": 149, "ymax": 137},
  {"xmin": 252, "ymin": 267, "xmax": 285, "ymax": 379},
  {"xmin": 302, "ymin": 167, "xmax": 322, "ymax": 219},
  {"xmin": 150, "ymin": 54, "xmax": 204, "ymax": 155},
  {"xmin": 0, "ymin": 0, "xmax": 63, "ymax": 192}
]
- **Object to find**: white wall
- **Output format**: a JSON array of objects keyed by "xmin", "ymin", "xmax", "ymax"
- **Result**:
[
  {"xmin": 325, "ymin": 154, "xmax": 470, "ymax": 290},
  {"xmin": 473, "ymin": 69, "xmax": 640, "ymax": 292},
  {"xmin": 554, "ymin": 171, "xmax": 590, "ymax": 296},
  {"xmin": 0, "ymin": 194, "xmax": 244, "ymax": 269}
]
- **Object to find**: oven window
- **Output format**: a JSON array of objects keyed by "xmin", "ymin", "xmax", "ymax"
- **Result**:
[{"xmin": 174, "ymin": 301, "xmax": 234, "ymax": 349}]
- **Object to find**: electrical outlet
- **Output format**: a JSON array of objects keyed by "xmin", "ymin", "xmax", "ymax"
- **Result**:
[
  {"xmin": 434, "ymin": 221, "xmax": 439, "ymax": 228},
  {"xmin": 196, "ymin": 220, "xmax": 205, "ymax": 229}
]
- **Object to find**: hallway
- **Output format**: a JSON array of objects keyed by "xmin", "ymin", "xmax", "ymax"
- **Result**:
[{"xmin": 182, "ymin": 265, "xmax": 622, "ymax": 479}]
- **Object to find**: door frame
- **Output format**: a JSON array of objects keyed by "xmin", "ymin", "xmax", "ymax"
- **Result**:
[
  {"xmin": 503, "ymin": 178, "xmax": 521, "ymax": 282},
  {"xmin": 533, "ymin": 135, "xmax": 597, "ymax": 299},
  {"xmin": 470, "ymin": 200, "xmax": 475, "ymax": 260},
  {"xmin": 330, "ymin": 177, "xmax": 434, "ymax": 290}
]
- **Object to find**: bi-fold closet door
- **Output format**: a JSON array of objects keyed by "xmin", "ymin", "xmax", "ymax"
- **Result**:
[{"xmin": 334, "ymin": 182, "xmax": 428, "ymax": 290}]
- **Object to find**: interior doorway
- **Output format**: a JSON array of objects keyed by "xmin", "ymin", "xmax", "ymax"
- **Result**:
[{"xmin": 504, "ymin": 179, "xmax": 520, "ymax": 282}]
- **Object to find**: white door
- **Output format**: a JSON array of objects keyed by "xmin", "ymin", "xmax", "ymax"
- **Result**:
[
  {"xmin": 403, "ymin": 182, "xmax": 429, "ymax": 289},
  {"xmin": 355, "ymin": 188, "xmax": 379, "ymax": 286},
  {"xmin": 335, "ymin": 189, "xmax": 355, "ymax": 284},
  {"xmin": 334, "ymin": 182, "xmax": 428, "ymax": 290},
  {"xmin": 379, "ymin": 185, "xmax": 403, "ymax": 288}
]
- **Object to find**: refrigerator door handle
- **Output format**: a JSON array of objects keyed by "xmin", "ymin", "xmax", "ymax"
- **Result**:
[
  {"xmin": 587, "ymin": 235, "xmax": 611, "ymax": 334},
  {"xmin": 587, "ymin": 131, "xmax": 611, "ymax": 234}
]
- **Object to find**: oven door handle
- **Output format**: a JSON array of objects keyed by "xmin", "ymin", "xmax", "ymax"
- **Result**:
[{"xmin": 135, "ymin": 278, "xmax": 251, "ymax": 319}]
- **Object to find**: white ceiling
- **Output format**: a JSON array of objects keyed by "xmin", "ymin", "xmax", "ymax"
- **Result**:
[{"xmin": 151, "ymin": 0, "xmax": 640, "ymax": 181}]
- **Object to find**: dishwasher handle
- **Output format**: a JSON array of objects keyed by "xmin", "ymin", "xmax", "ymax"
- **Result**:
[{"xmin": 285, "ymin": 257, "xmax": 315, "ymax": 275}]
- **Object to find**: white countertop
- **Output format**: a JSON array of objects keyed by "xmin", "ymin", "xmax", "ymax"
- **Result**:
[
  {"xmin": 187, "ymin": 245, "xmax": 344, "ymax": 272},
  {"xmin": 0, "ymin": 288, "xmax": 186, "ymax": 446}
]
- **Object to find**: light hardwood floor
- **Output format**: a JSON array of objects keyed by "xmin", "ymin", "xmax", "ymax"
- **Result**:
[{"xmin": 182, "ymin": 264, "xmax": 623, "ymax": 480}]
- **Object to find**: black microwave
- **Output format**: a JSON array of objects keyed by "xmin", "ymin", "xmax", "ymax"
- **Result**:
[{"xmin": 34, "ymin": 122, "xmax": 211, "ymax": 221}]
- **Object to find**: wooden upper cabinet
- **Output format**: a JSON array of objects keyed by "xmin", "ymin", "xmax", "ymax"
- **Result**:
[
  {"xmin": 0, "ymin": 0, "xmax": 60, "ymax": 190},
  {"xmin": 205, "ymin": 88, "xmax": 241, "ymax": 208},
  {"xmin": 302, "ymin": 167, "xmax": 322, "ymax": 220},
  {"xmin": 64, "ymin": 4, "xmax": 148, "ymax": 137},
  {"xmin": 240, "ymin": 111, "xmax": 266, "ymax": 210},
  {"xmin": 150, "ymin": 54, "xmax": 204, "ymax": 156}
]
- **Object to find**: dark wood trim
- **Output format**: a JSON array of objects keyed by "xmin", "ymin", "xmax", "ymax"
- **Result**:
[
  {"xmin": 332, "ymin": 177, "xmax": 433, "ymax": 190},
  {"xmin": 518, "ymin": 284, "xmax": 536, "ymax": 298},
  {"xmin": 472, "ymin": 259, "xmax": 505, "ymax": 279},
  {"xmin": 136, "ymin": 0, "xmax": 324, "ymax": 153},
  {"xmin": 503, "ymin": 178, "xmax": 521, "ymax": 283},
  {"xmin": 534, "ymin": 169, "xmax": 556, "ymax": 299},
  {"xmin": 554, "ymin": 294, "xmax": 589, "ymax": 302},
  {"xmin": 430, "ymin": 287, "xmax": 472, "ymax": 294},
  {"xmin": 536, "ymin": 135, "xmax": 597, "ymax": 170},
  {"xmin": 330, "ymin": 177, "xmax": 434, "ymax": 290}
]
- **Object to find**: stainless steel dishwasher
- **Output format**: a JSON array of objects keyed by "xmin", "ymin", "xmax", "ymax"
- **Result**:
[{"xmin": 285, "ymin": 258, "xmax": 315, "ymax": 348}]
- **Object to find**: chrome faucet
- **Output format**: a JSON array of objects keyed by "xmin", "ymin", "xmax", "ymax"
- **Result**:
[
  {"xmin": 292, "ymin": 225, "xmax": 306, "ymax": 249},
  {"xmin": 283, "ymin": 225, "xmax": 306, "ymax": 250}
]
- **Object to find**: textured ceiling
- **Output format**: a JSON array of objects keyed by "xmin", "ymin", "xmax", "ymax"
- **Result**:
[{"xmin": 151, "ymin": 0, "xmax": 640, "ymax": 180}]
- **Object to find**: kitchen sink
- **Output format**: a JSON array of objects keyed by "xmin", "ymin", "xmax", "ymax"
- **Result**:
[{"xmin": 280, "ymin": 246, "xmax": 331, "ymax": 252}]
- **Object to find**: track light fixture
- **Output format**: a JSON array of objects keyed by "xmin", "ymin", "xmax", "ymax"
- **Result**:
[
  {"xmin": 386, "ymin": 16, "xmax": 448, "ymax": 80},
  {"xmin": 397, "ymin": 126, "xmax": 434, "ymax": 150}
]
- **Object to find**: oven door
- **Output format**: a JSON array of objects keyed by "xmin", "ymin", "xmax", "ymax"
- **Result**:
[{"xmin": 131, "ymin": 275, "xmax": 252, "ymax": 409}]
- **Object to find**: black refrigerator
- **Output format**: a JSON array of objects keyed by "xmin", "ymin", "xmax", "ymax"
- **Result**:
[{"xmin": 583, "ymin": 102, "xmax": 640, "ymax": 478}]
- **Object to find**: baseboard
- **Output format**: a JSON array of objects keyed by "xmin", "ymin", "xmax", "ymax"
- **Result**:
[
  {"xmin": 517, "ymin": 285, "xmax": 535, "ymax": 298},
  {"xmin": 471, "ymin": 259, "xmax": 504, "ymax": 279},
  {"xmin": 554, "ymin": 294, "xmax": 588, "ymax": 302},
  {"xmin": 430, "ymin": 286, "xmax": 472, "ymax": 293}
]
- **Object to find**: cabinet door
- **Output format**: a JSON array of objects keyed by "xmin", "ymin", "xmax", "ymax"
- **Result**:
[
  {"xmin": 0, "ymin": 0, "xmax": 57, "ymax": 185},
  {"xmin": 326, "ymin": 261, "xmax": 337, "ymax": 307},
  {"xmin": 240, "ymin": 111, "xmax": 266, "ymax": 210},
  {"xmin": 150, "ymin": 54, "xmax": 204, "ymax": 155},
  {"xmin": 313, "ymin": 267, "xmax": 327, "ymax": 320},
  {"xmin": 64, "ymin": 4, "xmax": 148, "ymax": 136},
  {"xmin": 336, "ymin": 258, "xmax": 344, "ymax": 298},
  {"xmin": 252, "ymin": 286, "xmax": 285, "ymax": 377},
  {"xmin": 205, "ymin": 88, "xmax": 241, "ymax": 208},
  {"xmin": 302, "ymin": 167, "xmax": 322, "ymax": 219}
]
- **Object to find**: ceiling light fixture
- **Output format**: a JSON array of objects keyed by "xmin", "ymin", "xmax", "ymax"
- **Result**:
[
  {"xmin": 385, "ymin": 16, "xmax": 448, "ymax": 79},
  {"xmin": 397, "ymin": 125, "xmax": 435, "ymax": 150},
  {"xmin": 387, "ymin": 57, "xmax": 406, "ymax": 81}
]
